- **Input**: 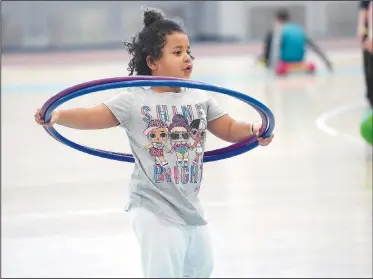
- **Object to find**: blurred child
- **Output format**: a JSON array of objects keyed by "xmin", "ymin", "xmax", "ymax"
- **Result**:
[{"xmin": 261, "ymin": 9, "xmax": 333, "ymax": 72}]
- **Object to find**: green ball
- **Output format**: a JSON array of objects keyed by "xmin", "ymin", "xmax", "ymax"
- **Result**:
[{"xmin": 360, "ymin": 110, "xmax": 373, "ymax": 144}]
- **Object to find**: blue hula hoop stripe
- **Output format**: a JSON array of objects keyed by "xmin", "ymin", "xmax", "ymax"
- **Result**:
[{"xmin": 40, "ymin": 76, "xmax": 275, "ymax": 163}]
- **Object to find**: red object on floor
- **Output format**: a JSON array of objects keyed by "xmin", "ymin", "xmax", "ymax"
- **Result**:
[
  {"xmin": 276, "ymin": 61, "xmax": 288, "ymax": 75},
  {"xmin": 275, "ymin": 61, "xmax": 316, "ymax": 75},
  {"xmin": 306, "ymin": 62, "xmax": 316, "ymax": 73}
]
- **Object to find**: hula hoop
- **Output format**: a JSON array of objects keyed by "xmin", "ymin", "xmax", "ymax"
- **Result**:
[{"xmin": 40, "ymin": 76, "xmax": 275, "ymax": 163}]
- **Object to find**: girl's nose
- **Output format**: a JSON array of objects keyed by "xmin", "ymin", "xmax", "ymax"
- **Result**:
[{"xmin": 184, "ymin": 53, "xmax": 191, "ymax": 63}]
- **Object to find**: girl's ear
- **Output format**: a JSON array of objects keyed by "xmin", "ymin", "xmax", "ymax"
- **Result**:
[{"xmin": 146, "ymin": 55, "xmax": 158, "ymax": 72}]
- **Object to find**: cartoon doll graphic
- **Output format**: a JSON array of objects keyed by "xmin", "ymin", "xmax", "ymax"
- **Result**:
[
  {"xmin": 189, "ymin": 118, "xmax": 207, "ymax": 165},
  {"xmin": 169, "ymin": 114, "xmax": 191, "ymax": 167},
  {"xmin": 144, "ymin": 119, "xmax": 171, "ymax": 168}
]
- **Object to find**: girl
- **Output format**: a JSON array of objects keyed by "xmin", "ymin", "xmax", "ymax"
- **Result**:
[{"xmin": 35, "ymin": 7, "xmax": 274, "ymax": 278}]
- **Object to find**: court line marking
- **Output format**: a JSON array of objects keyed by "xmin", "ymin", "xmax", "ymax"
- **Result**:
[{"xmin": 315, "ymin": 100, "xmax": 367, "ymax": 145}]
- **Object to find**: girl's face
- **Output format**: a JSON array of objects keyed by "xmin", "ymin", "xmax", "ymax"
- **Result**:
[
  {"xmin": 170, "ymin": 127, "xmax": 189, "ymax": 142},
  {"xmin": 149, "ymin": 32, "xmax": 193, "ymax": 79},
  {"xmin": 148, "ymin": 127, "xmax": 168, "ymax": 143}
]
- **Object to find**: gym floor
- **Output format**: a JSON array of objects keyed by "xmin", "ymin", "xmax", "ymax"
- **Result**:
[{"xmin": 2, "ymin": 41, "xmax": 372, "ymax": 278}]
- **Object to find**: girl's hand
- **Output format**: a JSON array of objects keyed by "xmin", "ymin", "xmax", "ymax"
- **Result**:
[
  {"xmin": 34, "ymin": 109, "xmax": 59, "ymax": 127},
  {"xmin": 252, "ymin": 121, "xmax": 275, "ymax": 146}
]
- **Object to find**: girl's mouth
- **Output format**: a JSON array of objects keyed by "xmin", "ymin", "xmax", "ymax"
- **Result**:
[{"xmin": 183, "ymin": 65, "xmax": 193, "ymax": 73}]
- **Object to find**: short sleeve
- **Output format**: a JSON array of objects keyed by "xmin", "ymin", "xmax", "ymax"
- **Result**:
[
  {"xmin": 103, "ymin": 89, "xmax": 134, "ymax": 129},
  {"xmin": 206, "ymin": 93, "xmax": 227, "ymax": 122}
]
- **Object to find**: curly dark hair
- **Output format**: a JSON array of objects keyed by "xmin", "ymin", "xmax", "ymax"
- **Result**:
[{"xmin": 123, "ymin": 7, "xmax": 192, "ymax": 76}]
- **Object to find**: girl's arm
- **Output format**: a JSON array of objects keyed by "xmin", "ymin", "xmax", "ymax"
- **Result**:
[
  {"xmin": 56, "ymin": 105, "xmax": 120, "ymax": 129},
  {"xmin": 207, "ymin": 115, "xmax": 254, "ymax": 143},
  {"xmin": 37, "ymin": 104, "xmax": 120, "ymax": 130},
  {"xmin": 208, "ymin": 114, "xmax": 274, "ymax": 146}
]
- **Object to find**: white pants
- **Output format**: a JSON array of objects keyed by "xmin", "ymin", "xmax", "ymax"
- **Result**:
[{"xmin": 129, "ymin": 207, "xmax": 214, "ymax": 278}]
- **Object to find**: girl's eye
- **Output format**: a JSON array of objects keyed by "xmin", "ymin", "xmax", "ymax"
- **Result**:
[{"xmin": 174, "ymin": 50, "xmax": 194, "ymax": 60}]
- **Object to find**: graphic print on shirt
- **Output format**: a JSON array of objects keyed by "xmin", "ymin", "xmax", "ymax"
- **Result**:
[
  {"xmin": 141, "ymin": 104, "xmax": 206, "ymax": 188},
  {"xmin": 169, "ymin": 114, "xmax": 191, "ymax": 167},
  {"xmin": 189, "ymin": 105, "xmax": 207, "ymax": 166},
  {"xmin": 143, "ymin": 119, "xmax": 171, "ymax": 168}
]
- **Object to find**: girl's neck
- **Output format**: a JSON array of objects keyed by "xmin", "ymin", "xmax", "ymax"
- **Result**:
[{"xmin": 151, "ymin": 86, "xmax": 181, "ymax": 93}]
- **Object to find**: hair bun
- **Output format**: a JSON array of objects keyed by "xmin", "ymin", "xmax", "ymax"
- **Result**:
[{"xmin": 143, "ymin": 9, "xmax": 164, "ymax": 27}]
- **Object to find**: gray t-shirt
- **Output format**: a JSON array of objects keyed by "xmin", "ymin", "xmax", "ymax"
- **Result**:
[{"xmin": 103, "ymin": 86, "xmax": 226, "ymax": 226}]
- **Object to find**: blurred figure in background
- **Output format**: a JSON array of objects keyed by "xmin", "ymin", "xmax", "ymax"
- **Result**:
[
  {"xmin": 260, "ymin": 9, "xmax": 333, "ymax": 75},
  {"xmin": 358, "ymin": 1, "xmax": 372, "ymax": 107}
]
